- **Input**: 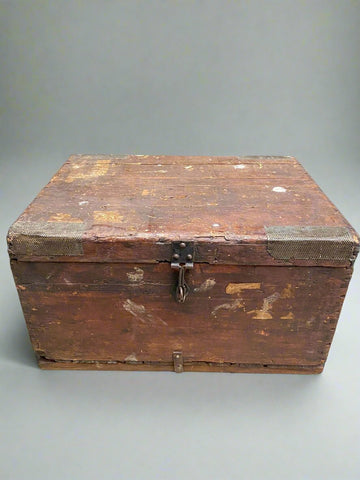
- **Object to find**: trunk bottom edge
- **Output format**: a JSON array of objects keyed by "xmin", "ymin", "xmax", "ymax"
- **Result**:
[{"xmin": 37, "ymin": 356, "xmax": 324, "ymax": 374}]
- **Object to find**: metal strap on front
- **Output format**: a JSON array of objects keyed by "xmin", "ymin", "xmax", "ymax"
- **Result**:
[{"xmin": 171, "ymin": 242, "xmax": 194, "ymax": 303}]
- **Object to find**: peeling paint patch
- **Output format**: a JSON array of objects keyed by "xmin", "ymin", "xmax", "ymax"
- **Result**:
[
  {"xmin": 226, "ymin": 283, "xmax": 261, "ymax": 295},
  {"xmin": 281, "ymin": 284, "xmax": 295, "ymax": 298},
  {"xmin": 127, "ymin": 267, "xmax": 144, "ymax": 283},
  {"xmin": 123, "ymin": 299, "xmax": 167, "ymax": 325},
  {"xmin": 66, "ymin": 159, "xmax": 111, "ymax": 182},
  {"xmin": 93, "ymin": 210, "xmax": 124, "ymax": 223},
  {"xmin": 272, "ymin": 186, "xmax": 287, "ymax": 193},
  {"xmin": 125, "ymin": 353, "xmax": 138, "ymax": 362},
  {"xmin": 194, "ymin": 278, "xmax": 216, "ymax": 292},
  {"xmin": 123, "ymin": 300, "xmax": 146, "ymax": 323},
  {"xmin": 211, "ymin": 299, "xmax": 244, "ymax": 317},
  {"xmin": 249, "ymin": 292, "xmax": 281, "ymax": 319},
  {"xmin": 48, "ymin": 213, "xmax": 83, "ymax": 223},
  {"xmin": 255, "ymin": 329, "xmax": 270, "ymax": 336},
  {"xmin": 281, "ymin": 312, "xmax": 295, "ymax": 320}
]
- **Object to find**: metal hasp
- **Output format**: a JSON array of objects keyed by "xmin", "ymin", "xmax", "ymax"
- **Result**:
[
  {"xmin": 171, "ymin": 241, "xmax": 194, "ymax": 303},
  {"xmin": 173, "ymin": 351, "xmax": 184, "ymax": 373}
]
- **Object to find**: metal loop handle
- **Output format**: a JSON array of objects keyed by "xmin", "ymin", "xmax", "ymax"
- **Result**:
[{"xmin": 176, "ymin": 265, "xmax": 190, "ymax": 303}]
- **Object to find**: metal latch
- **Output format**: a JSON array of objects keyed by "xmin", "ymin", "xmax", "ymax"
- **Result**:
[
  {"xmin": 173, "ymin": 351, "xmax": 184, "ymax": 373},
  {"xmin": 171, "ymin": 241, "xmax": 194, "ymax": 303}
]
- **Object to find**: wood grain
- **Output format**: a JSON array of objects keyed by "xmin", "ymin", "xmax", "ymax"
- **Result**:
[
  {"xmin": 8, "ymin": 155, "xmax": 359, "ymax": 266},
  {"xmin": 8, "ymin": 155, "xmax": 358, "ymax": 373},
  {"xmin": 13, "ymin": 260, "xmax": 352, "ymax": 370}
]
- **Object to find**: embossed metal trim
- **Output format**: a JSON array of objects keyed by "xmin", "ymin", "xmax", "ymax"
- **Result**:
[
  {"xmin": 265, "ymin": 226, "xmax": 354, "ymax": 261},
  {"xmin": 8, "ymin": 221, "xmax": 86, "ymax": 256}
]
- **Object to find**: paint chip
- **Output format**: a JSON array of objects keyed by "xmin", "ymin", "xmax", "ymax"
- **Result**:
[
  {"xmin": 272, "ymin": 186, "xmax": 287, "ymax": 193},
  {"xmin": 126, "ymin": 267, "xmax": 144, "ymax": 283},
  {"xmin": 212, "ymin": 223, "xmax": 220, "ymax": 227},
  {"xmin": 48, "ymin": 213, "xmax": 83, "ymax": 223},
  {"xmin": 249, "ymin": 292, "xmax": 281, "ymax": 320},
  {"xmin": 234, "ymin": 164, "xmax": 246, "ymax": 169},
  {"xmin": 65, "ymin": 159, "xmax": 111, "ymax": 182},
  {"xmin": 78, "ymin": 201, "xmax": 89, "ymax": 206},
  {"xmin": 123, "ymin": 299, "xmax": 167, "ymax": 325},
  {"xmin": 211, "ymin": 299, "xmax": 244, "ymax": 317},
  {"xmin": 255, "ymin": 329, "xmax": 270, "ymax": 337},
  {"xmin": 194, "ymin": 278, "xmax": 216, "ymax": 292},
  {"xmin": 125, "ymin": 353, "xmax": 138, "ymax": 362},
  {"xmin": 226, "ymin": 283, "xmax": 261, "ymax": 294},
  {"xmin": 93, "ymin": 211, "xmax": 124, "ymax": 223}
]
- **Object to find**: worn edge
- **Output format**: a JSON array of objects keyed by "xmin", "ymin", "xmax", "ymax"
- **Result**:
[
  {"xmin": 265, "ymin": 225, "xmax": 359, "ymax": 263},
  {"xmin": 7, "ymin": 221, "xmax": 87, "ymax": 257},
  {"xmin": 37, "ymin": 356, "xmax": 324, "ymax": 374}
]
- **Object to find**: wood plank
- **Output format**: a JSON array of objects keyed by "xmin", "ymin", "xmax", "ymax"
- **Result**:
[
  {"xmin": 38, "ymin": 357, "xmax": 324, "ymax": 374},
  {"xmin": 14, "ymin": 261, "xmax": 352, "ymax": 369},
  {"xmin": 8, "ymin": 155, "xmax": 358, "ymax": 265}
]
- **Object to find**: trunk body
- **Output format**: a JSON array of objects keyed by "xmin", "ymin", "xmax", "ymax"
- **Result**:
[{"xmin": 8, "ymin": 155, "xmax": 359, "ymax": 373}]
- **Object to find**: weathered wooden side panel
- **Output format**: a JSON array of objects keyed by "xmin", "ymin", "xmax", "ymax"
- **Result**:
[{"xmin": 12, "ymin": 261, "xmax": 352, "ymax": 372}]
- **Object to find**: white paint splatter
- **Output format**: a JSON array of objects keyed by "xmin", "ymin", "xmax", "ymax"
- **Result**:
[
  {"xmin": 78, "ymin": 200, "xmax": 89, "ymax": 205},
  {"xmin": 123, "ymin": 299, "xmax": 167, "ymax": 325},
  {"xmin": 272, "ymin": 186, "xmax": 287, "ymax": 193},
  {"xmin": 185, "ymin": 165, "xmax": 193, "ymax": 170},
  {"xmin": 126, "ymin": 267, "xmax": 144, "ymax": 283},
  {"xmin": 234, "ymin": 164, "xmax": 246, "ymax": 169},
  {"xmin": 123, "ymin": 300, "xmax": 146, "ymax": 323},
  {"xmin": 194, "ymin": 278, "xmax": 216, "ymax": 292},
  {"xmin": 125, "ymin": 353, "xmax": 138, "ymax": 362},
  {"xmin": 211, "ymin": 299, "xmax": 244, "ymax": 317},
  {"xmin": 212, "ymin": 223, "xmax": 220, "ymax": 227},
  {"xmin": 249, "ymin": 292, "xmax": 281, "ymax": 319}
]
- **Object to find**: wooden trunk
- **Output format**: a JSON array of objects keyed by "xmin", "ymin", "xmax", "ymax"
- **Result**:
[{"xmin": 7, "ymin": 155, "xmax": 359, "ymax": 373}]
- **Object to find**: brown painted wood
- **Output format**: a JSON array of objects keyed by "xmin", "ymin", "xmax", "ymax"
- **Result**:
[
  {"xmin": 13, "ymin": 260, "xmax": 352, "ymax": 370},
  {"xmin": 7, "ymin": 155, "xmax": 359, "ymax": 266},
  {"xmin": 7, "ymin": 155, "xmax": 359, "ymax": 373},
  {"xmin": 38, "ymin": 357, "xmax": 324, "ymax": 374}
]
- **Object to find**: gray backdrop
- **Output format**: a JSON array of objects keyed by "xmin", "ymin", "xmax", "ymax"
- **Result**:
[{"xmin": 1, "ymin": 1, "xmax": 359, "ymax": 479}]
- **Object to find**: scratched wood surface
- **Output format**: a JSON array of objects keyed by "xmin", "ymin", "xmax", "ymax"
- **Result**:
[
  {"xmin": 12, "ymin": 260, "xmax": 351, "ymax": 371},
  {"xmin": 8, "ymin": 155, "xmax": 358, "ymax": 266},
  {"xmin": 8, "ymin": 155, "xmax": 358, "ymax": 372}
]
